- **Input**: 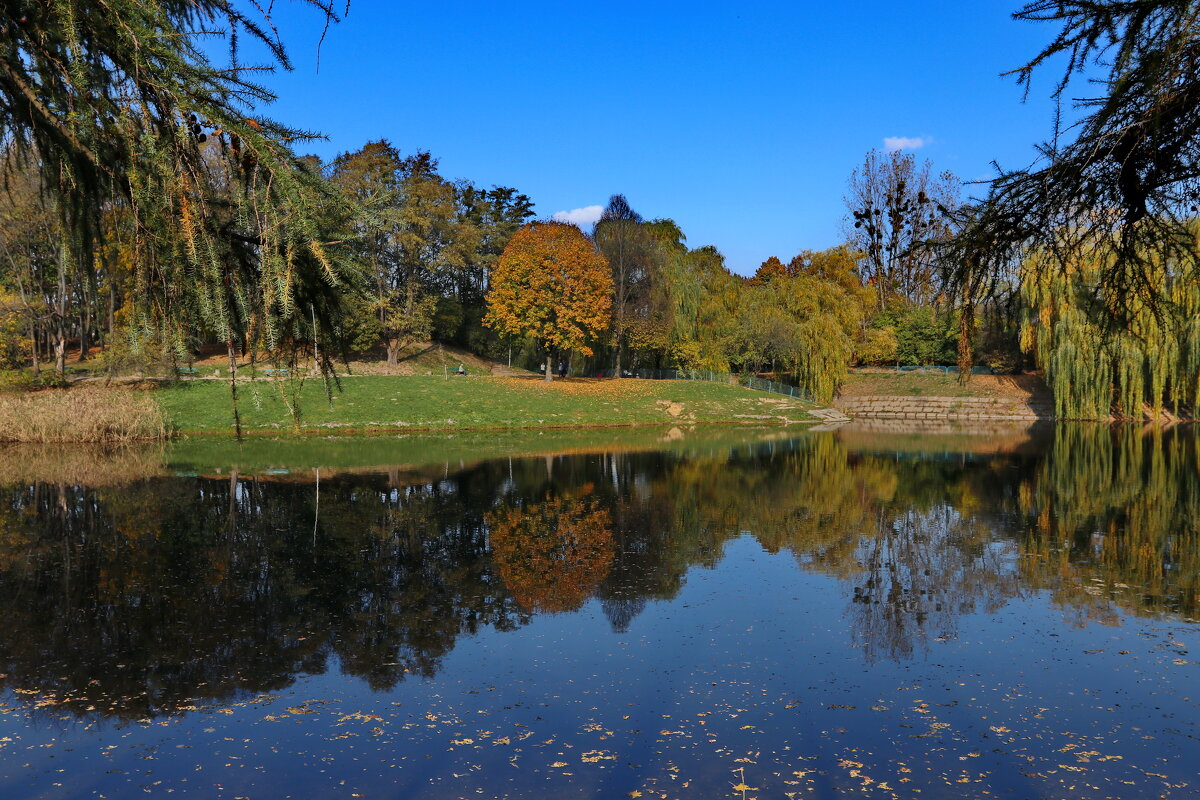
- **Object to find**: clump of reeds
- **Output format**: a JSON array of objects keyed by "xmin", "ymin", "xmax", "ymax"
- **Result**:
[{"xmin": 0, "ymin": 386, "xmax": 168, "ymax": 443}]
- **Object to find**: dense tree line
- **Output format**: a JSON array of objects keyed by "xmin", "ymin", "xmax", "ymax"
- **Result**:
[
  {"xmin": 1, "ymin": 143, "xmax": 972, "ymax": 405},
  {"xmin": 6, "ymin": 0, "xmax": 1199, "ymax": 420}
]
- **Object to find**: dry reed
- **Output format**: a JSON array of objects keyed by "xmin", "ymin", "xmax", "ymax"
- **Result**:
[{"xmin": 0, "ymin": 386, "xmax": 168, "ymax": 443}]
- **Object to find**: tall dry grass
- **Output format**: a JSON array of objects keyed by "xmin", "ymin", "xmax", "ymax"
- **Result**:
[{"xmin": 0, "ymin": 386, "xmax": 168, "ymax": 443}]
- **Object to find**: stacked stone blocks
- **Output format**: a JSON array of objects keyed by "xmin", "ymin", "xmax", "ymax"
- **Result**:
[{"xmin": 832, "ymin": 395, "xmax": 1053, "ymax": 422}]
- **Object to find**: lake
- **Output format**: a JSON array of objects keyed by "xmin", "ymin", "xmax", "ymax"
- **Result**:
[{"xmin": 0, "ymin": 423, "xmax": 1197, "ymax": 798}]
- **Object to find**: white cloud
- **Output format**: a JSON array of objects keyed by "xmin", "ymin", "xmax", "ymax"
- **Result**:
[
  {"xmin": 883, "ymin": 136, "xmax": 929, "ymax": 152},
  {"xmin": 552, "ymin": 205, "xmax": 603, "ymax": 227}
]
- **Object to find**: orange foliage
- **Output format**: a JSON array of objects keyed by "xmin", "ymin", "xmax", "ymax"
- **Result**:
[
  {"xmin": 483, "ymin": 221, "xmax": 612, "ymax": 356},
  {"xmin": 486, "ymin": 486, "xmax": 614, "ymax": 613},
  {"xmin": 750, "ymin": 256, "xmax": 788, "ymax": 285}
]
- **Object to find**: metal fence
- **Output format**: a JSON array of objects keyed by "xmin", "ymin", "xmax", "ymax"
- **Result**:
[
  {"xmin": 847, "ymin": 365, "xmax": 994, "ymax": 375},
  {"xmin": 593, "ymin": 368, "xmax": 811, "ymax": 400}
]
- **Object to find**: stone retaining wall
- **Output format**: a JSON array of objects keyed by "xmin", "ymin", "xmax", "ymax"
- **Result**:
[{"xmin": 832, "ymin": 395, "xmax": 1053, "ymax": 422}]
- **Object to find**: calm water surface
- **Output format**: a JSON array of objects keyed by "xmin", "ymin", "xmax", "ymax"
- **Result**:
[{"xmin": 0, "ymin": 425, "xmax": 1198, "ymax": 798}]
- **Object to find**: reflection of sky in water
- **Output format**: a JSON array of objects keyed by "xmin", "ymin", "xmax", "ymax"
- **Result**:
[{"xmin": 0, "ymin": 427, "xmax": 1197, "ymax": 797}]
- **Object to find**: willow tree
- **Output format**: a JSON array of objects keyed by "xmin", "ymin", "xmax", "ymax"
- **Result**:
[
  {"xmin": 1020, "ymin": 235, "xmax": 1200, "ymax": 420},
  {"xmin": 947, "ymin": 2, "xmax": 1200, "ymax": 336},
  {"xmin": 741, "ymin": 261, "xmax": 864, "ymax": 404},
  {"xmin": 660, "ymin": 245, "xmax": 742, "ymax": 372},
  {"xmin": 0, "ymin": 1, "xmax": 358, "ymax": 434}
]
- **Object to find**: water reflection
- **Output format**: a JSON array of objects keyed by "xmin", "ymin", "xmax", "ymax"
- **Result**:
[
  {"xmin": 0, "ymin": 424, "xmax": 1197, "ymax": 719},
  {"xmin": 1022, "ymin": 425, "xmax": 1200, "ymax": 619},
  {"xmin": 488, "ymin": 486, "xmax": 614, "ymax": 613}
]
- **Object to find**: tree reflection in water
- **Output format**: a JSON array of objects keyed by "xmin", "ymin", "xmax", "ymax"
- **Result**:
[
  {"xmin": 488, "ymin": 485, "xmax": 614, "ymax": 613},
  {"xmin": 0, "ymin": 424, "xmax": 1197, "ymax": 718}
]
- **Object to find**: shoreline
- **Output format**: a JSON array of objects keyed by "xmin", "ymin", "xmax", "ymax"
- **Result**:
[{"xmin": 165, "ymin": 415, "xmax": 824, "ymax": 440}]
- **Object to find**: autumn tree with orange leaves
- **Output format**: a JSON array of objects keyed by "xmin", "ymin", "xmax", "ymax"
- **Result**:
[{"xmin": 484, "ymin": 221, "xmax": 612, "ymax": 380}]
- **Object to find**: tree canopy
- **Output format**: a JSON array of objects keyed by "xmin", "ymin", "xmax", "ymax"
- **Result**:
[
  {"xmin": 846, "ymin": 149, "xmax": 958, "ymax": 309},
  {"xmin": 949, "ymin": 1, "xmax": 1200, "ymax": 326},
  {"xmin": 483, "ymin": 221, "xmax": 612, "ymax": 379},
  {"xmin": 0, "ymin": 0, "xmax": 358, "ymax": 392}
]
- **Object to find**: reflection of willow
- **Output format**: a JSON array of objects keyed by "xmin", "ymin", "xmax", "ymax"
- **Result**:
[
  {"xmin": 667, "ymin": 434, "xmax": 1027, "ymax": 662},
  {"xmin": 1020, "ymin": 424, "xmax": 1200, "ymax": 620},
  {"xmin": 487, "ymin": 486, "xmax": 614, "ymax": 613}
]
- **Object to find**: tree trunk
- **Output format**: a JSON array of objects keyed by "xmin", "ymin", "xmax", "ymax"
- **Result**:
[
  {"xmin": 544, "ymin": 353, "xmax": 553, "ymax": 382},
  {"xmin": 54, "ymin": 246, "xmax": 67, "ymax": 379},
  {"xmin": 386, "ymin": 338, "xmax": 399, "ymax": 365},
  {"xmin": 53, "ymin": 326, "xmax": 65, "ymax": 377},
  {"xmin": 957, "ymin": 294, "xmax": 974, "ymax": 387},
  {"xmin": 227, "ymin": 338, "xmax": 243, "ymax": 440},
  {"xmin": 106, "ymin": 283, "xmax": 115, "ymax": 350},
  {"xmin": 78, "ymin": 289, "xmax": 90, "ymax": 362},
  {"xmin": 28, "ymin": 321, "xmax": 39, "ymax": 376}
]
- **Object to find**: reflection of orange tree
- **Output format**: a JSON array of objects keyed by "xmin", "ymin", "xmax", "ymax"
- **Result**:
[{"xmin": 487, "ymin": 486, "xmax": 614, "ymax": 613}]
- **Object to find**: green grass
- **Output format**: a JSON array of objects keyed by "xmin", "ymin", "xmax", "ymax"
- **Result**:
[
  {"xmin": 154, "ymin": 375, "xmax": 819, "ymax": 436},
  {"xmin": 839, "ymin": 371, "xmax": 1043, "ymax": 399}
]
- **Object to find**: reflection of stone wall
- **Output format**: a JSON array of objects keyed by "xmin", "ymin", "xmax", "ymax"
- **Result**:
[
  {"xmin": 834, "ymin": 395, "xmax": 1053, "ymax": 422},
  {"xmin": 835, "ymin": 420, "xmax": 1047, "ymax": 456}
]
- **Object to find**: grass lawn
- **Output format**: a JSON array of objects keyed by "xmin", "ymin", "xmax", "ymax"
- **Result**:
[
  {"xmin": 839, "ymin": 371, "xmax": 1050, "ymax": 399},
  {"xmin": 155, "ymin": 375, "xmax": 819, "ymax": 435}
]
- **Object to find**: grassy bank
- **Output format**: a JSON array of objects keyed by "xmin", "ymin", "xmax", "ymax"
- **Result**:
[
  {"xmin": 0, "ymin": 386, "xmax": 167, "ymax": 442},
  {"xmin": 155, "ymin": 375, "xmax": 818, "ymax": 435},
  {"xmin": 839, "ymin": 371, "xmax": 1050, "ymax": 400}
]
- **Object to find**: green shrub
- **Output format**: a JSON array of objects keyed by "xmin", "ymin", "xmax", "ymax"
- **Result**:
[
  {"xmin": 886, "ymin": 306, "xmax": 957, "ymax": 366},
  {"xmin": 433, "ymin": 297, "xmax": 465, "ymax": 341},
  {"xmin": 0, "ymin": 369, "xmax": 67, "ymax": 393},
  {"xmin": 855, "ymin": 326, "xmax": 898, "ymax": 365}
]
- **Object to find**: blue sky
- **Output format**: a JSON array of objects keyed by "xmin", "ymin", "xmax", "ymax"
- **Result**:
[{"xmin": 245, "ymin": 1, "xmax": 1065, "ymax": 274}]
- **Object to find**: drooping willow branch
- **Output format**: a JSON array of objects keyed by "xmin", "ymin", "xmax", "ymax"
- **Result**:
[{"xmin": 0, "ymin": 1, "xmax": 361, "ymax": 433}]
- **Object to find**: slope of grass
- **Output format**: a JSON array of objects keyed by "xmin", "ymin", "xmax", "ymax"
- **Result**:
[
  {"xmin": 155, "ymin": 376, "xmax": 818, "ymax": 435},
  {"xmin": 839, "ymin": 371, "xmax": 1050, "ymax": 399}
]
